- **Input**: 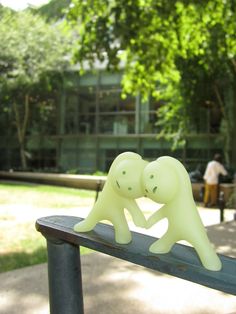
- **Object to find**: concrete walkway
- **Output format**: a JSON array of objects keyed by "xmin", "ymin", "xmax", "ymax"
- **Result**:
[
  {"xmin": 1, "ymin": 203, "xmax": 236, "ymax": 314},
  {"xmin": 1, "ymin": 246, "xmax": 236, "ymax": 314}
]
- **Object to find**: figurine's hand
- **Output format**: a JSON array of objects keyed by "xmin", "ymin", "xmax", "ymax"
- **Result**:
[
  {"xmin": 146, "ymin": 216, "xmax": 156, "ymax": 229},
  {"xmin": 146, "ymin": 207, "xmax": 165, "ymax": 229},
  {"xmin": 133, "ymin": 214, "xmax": 147, "ymax": 228}
]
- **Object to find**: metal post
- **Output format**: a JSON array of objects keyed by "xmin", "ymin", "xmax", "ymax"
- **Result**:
[
  {"xmin": 218, "ymin": 190, "xmax": 225, "ymax": 223},
  {"xmin": 199, "ymin": 186, "xmax": 205, "ymax": 202},
  {"xmin": 95, "ymin": 179, "xmax": 102, "ymax": 202},
  {"xmin": 46, "ymin": 238, "xmax": 84, "ymax": 314}
]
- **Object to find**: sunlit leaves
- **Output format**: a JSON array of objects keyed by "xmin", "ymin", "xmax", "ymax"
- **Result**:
[
  {"xmin": 67, "ymin": 0, "xmax": 235, "ymax": 99},
  {"xmin": 67, "ymin": 0, "xmax": 236, "ymax": 156}
]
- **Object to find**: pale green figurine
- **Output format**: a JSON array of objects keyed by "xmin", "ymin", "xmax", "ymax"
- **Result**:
[
  {"xmin": 74, "ymin": 152, "xmax": 148, "ymax": 244},
  {"xmin": 143, "ymin": 156, "xmax": 222, "ymax": 271}
]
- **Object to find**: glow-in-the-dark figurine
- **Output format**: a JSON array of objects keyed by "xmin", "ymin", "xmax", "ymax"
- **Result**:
[
  {"xmin": 143, "ymin": 156, "xmax": 222, "ymax": 271},
  {"xmin": 74, "ymin": 152, "xmax": 148, "ymax": 244}
]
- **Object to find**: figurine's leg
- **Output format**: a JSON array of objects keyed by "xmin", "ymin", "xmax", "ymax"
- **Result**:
[
  {"xmin": 189, "ymin": 235, "xmax": 222, "ymax": 271},
  {"xmin": 149, "ymin": 230, "xmax": 177, "ymax": 254},
  {"xmin": 111, "ymin": 214, "xmax": 132, "ymax": 244},
  {"xmin": 74, "ymin": 211, "xmax": 101, "ymax": 232}
]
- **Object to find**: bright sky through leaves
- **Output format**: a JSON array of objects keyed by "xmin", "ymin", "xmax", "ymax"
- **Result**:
[{"xmin": 0, "ymin": 0, "xmax": 49, "ymax": 10}]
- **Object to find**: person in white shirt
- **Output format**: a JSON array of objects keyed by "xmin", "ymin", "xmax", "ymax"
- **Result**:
[{"xmin": 203, "ymin": 154, "xmax": 227, "ymax": 207}]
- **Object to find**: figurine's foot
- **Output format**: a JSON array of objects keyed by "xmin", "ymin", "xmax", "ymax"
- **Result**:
[
  {"xmin": 73, "ymin": 221, "xmax": 94, "ymax": 232},
  {"xmin": 200, "ymin": 253, "xmax": 222, "ymax": 271},
  {"xmin": 115, "ymin": 233, "xmax": 132, "ymax": 244},
  {"xmin": 202, "ymin": 259, "xmax": 222, "ymax": 271},
  {"xmin": 149, "ymin": 240, "xmax": 172, "ymax": 254}
]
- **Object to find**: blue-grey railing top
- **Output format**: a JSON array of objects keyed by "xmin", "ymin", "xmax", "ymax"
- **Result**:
[{"xmin": 36, "ymin": 215, "xmax": 236, "ymax": 296}]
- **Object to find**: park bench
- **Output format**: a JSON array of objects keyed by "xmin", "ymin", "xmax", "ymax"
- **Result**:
[
  {"xmin": 0, "ymin": 171, "xmax": 105, "ymax": 202},
  {"xmin": 36, "ymin": 215, "xmax": 236, "ymax": 314}
]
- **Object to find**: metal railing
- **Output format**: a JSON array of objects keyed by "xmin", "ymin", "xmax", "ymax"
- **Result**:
[{"xmin": 36, "ymin": 215, "xmax": 236, "ymax": 314}]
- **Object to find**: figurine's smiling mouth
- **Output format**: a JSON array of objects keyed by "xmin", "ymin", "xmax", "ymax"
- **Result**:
[
  {"xmin": 152, "ymin": 186, "xmax": 157, "ymax": 193},
  {"xmin": 116, "ymin": 180, "xmax": 121, "ymax": 189}
]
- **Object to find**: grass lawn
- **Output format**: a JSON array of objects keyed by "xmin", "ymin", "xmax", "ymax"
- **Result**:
[{"xmin": 0, "ymin": 181, "xmax": 95, "ymax": 273}]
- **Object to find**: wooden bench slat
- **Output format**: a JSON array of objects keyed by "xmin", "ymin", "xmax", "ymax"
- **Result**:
[{"xmin": 36, "ymin": 215, "xmax": 236, "ymax": 296}]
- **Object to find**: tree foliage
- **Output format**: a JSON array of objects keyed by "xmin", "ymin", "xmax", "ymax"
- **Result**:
[
  {"xmin": 67, "ymin": 0, "xmax": 236, "ymax": 163},
  {"xmin": 0, "ymin": 9, "xmax": 70, "ymax": 88},
  {"xmin": 0, "ymin": 8, "xmax": 71, "ymax": 169},
  {"xmin": 33, "ymin": 0, "xmax": 71, "ymax": 21},
  {"xmin": 67, "ymin": 0, "xmax": 236, "ymax": 94}
]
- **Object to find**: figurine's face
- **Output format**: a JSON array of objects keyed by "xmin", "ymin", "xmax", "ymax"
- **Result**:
[
  {"xmin": 142, "ymin": 160, "xmax": 179, "ymax": 203},
  {"xmin": 111, "ymin": 158, "xmax": 146, "ymax": 198}
]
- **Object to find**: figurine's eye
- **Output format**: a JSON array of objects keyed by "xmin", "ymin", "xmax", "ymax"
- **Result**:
[
  {"xmin": 122, "ymin": 170, "xmax": 126, "ymax": 175},
  {"xmin": 150, "ymin": 174, "xmax": 154, "ymax": 179},
  {"xmin": 153, "ymin": 186, "xmax": 157, "ymax": 193}
]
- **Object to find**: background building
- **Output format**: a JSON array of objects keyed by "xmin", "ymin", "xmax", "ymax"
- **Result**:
[
  {"xmin": 14, "ymin": 68, "xmax": 222, "ymax": 174},
  {"xmin": 0, "ymin": 1, "xmax": 232, "ymax": 175}
]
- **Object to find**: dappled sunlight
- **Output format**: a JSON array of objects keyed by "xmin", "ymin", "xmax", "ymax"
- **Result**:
[
  {"xmin": 0, "ymin": 263, "xmax": 49, "ymax": 314},
  {"xmin": 0, "ymin": 186, "xmax": 94, "ymax": 209},
  {"xmin": 0, "ymin": 220, "xmax": 45, "ymax": 254},
  {"xmin": 207, "ymin": 221, "xmax": 236, "ymax": 258},
  {"xmin": 76, "ymin": 253, "xmax": 236, "ymax": 314},
  {"xmin": 0, "ymin": 181, "xmax": 95, "ymax": 232},
  {"xmin": 1, "ymin": 252, "xmax": 236, "ymax": 314},
  {"xmin": 0, "ymin": 203, "xmax": 92, "ymax": 223},
  {"xmin": 198, "ymin": 207, "xmax": 235, "ymax": 226}
]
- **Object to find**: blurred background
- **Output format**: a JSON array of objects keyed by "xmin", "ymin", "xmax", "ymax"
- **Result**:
[{"xmin": 0, "ymin": 0, "xmax": 235, "ymax": 179}]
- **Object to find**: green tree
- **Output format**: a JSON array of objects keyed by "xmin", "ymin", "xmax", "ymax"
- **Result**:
[
  {"xmin": 67, "ymin": 0, "xmax": 236, "ymax": 165},
  {"xmin": 0, "ymin": 9, "xmax": 71, "ymax": 169},
  {"xmin": 175, "ymin": 1, "xmax": 236, "ymax": 164},
  {"xmin": 33, "ymin": 0, "xmax": 71, "ymax": 21}
]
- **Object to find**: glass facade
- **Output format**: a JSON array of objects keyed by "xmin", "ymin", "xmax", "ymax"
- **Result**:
[
  {"xmin": 98, "ymin": 88, "xmax": 135, "ymax": 134},
  {"xmin": 62, "ymin": 74, "xmax": 162, "ymax": 138},
  {"xmin": 63, "ymin": 87, "xmax": 137, "ymax": 136},
  {"xmin": 56, "ymin": 70, "xmax": 224, "ymax": 173},
  {"xmin": 0, "ymin": 69, "xmax": 224, "ymax": 173}
]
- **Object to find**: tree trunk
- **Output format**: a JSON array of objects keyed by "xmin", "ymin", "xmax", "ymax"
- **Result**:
[
  {"xmin": 232, "ymin": 84, "xmax": 236, "ymax": 169},
  {"xmin": 20, "ymin": 145, "xmax": 27, "ymax": 170},
  {"xmin": 213, "ymin": 84, "xmax": 231, "ymax": 164},
  {"xmin": 13, "ymin": 94, "xmax": 30, "ymax": 170}
]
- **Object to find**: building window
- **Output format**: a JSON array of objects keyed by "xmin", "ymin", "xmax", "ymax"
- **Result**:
[
  {"xmin": 98, "ymin": 87, "xmax": 135, "ymax": 134},
  {"xmin": 78, "ymin": 87, "xmax": 96, "ymax": 134},
  {"xmin": 65, "ymin": 87, "xmax": 96, "ymax": 134}
]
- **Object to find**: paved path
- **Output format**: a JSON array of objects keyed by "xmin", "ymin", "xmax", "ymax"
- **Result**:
[
  {"xmin": 1, "ymin": 247, "xmax": 236, "ymax": 314},
  {"xmin": 0, "ymin": 199, "xmax": 236, "ymax": 314}
]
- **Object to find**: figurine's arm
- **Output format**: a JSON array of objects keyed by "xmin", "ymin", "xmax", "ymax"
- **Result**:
[
  {"xmin": 125, "ymin": 199, "xmax": 146, "ymax": 228},
  {"xmin": 146, "ymin": 206, "xmax": 166, "ymax": 228}
]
